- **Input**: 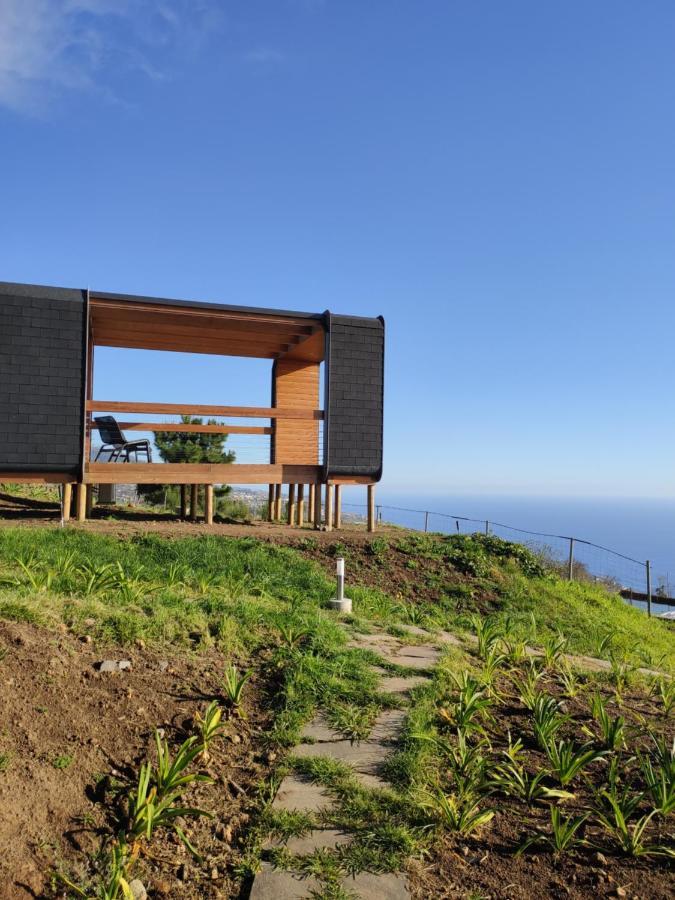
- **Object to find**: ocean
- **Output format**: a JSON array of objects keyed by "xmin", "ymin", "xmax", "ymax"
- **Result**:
[{"xmin": 339, "ymin": 489, "xmax": 675, "ymax": 612}]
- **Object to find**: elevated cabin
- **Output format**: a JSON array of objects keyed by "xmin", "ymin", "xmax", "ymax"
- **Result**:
[{"xmin": 0, "ymin": 281, "xmax": 384, "ymax": 529}]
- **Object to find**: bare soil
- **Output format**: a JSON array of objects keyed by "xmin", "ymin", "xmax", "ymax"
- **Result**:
[
  {"xmin": 0, "ymin": 618, "xmax": 274, "ymax": 900},
  {"xmin": 409, "ymin": 672, "xmax": 674, "ymax": 900}
]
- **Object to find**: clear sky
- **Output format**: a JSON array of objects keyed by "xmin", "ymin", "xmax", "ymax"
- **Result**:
[{"xmin": 1, "ymin": 1, "xmax": 674, "ymax": 498}]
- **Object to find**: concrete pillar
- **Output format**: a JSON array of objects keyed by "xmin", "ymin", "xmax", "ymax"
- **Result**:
[
  {"xmin": 334, "ymin": 484, "xmax": 342, "ymax": 529},
  {"xmin": 314, "ymin": 484, "xmax": 322, "ymax": 529},
  {"xmin": 62, "ymin": 483, "xmax": 72, "ymax": 522},
  {"xmin": 287, "ymin": 483, "xmax": 296, "ymax": 526},
  {"xmin": 367, "ymin": 484, "xmax": 376, "ymax": 532},
  {"xmin": 308, "ymin": 483, "xmax": 316, "ymax": 523},
  {"xmin": 205, "ymin": 484, "xmax": 214, "ymax": 525},
  {"xmin": 76, "ymin": 484, "xmax": 87, "ymax": 522},
  {"xmin": 325, "ymin": 483, "xmax": 334, "ymax": 532}
]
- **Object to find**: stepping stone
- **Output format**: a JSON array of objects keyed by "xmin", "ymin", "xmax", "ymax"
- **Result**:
[
  {"xmin": 354, "ymin": 771, "xmax": 390, "ymax": 790},
  {"xmin": 301, "ymin": 715, "xmax": 342, "ymax": 742},
  {"xmin": 398, "ymin": 625, "xmax": 430, "ymax": 637},
  {"xmin": 269, "ymin": 828, "xmax": 352, "ymax": 854},
  {"xmin": 249, "ymin": 864, "xmax": 320, "ymax": 899},
  {"xmin": 379, "ymin": 675, "xmax": 428, "ymax": 696},
  {"xmin": 341, "ymin": 871, "xmax": 411, "ymax": 899},
  {"xmin": 395, "ymin": 644, "xmax": 441, "ymax": 660},
  {"xmin": 272, "ymin": 775, "xmax": 332, "ymax": 813},
  {"xmin": 437, "ymin": 630, "xmax": 465, "ymax": 648},
  {"xmin": 369, "ymin": 709, "xmax": 406, "ymax": 743},
  {"xmin": 386, "ymin": 653, "xmax": 437, "ymax": 671},
  {"xmin": 293, "ymin": 739, "xmax": 387, "ymax": 776}
]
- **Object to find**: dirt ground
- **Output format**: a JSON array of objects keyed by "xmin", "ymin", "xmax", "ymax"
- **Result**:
[{"xmin": 0, "ymin": 618, "xmax": 274, "ymax": 900}]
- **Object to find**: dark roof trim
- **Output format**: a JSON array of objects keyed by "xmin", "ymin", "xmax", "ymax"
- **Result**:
[{"xmin": 0, "ymin": 280, "xmax": 321, "ymax": 321}]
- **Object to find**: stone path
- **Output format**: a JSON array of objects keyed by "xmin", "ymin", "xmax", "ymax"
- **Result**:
[
  {"xmin": 249, "ymin": 628, "xmax": 443, "ymax": 899},
  {"xmin": 249, "ymin": 619, "xmax": 654, "ymax": 899}
]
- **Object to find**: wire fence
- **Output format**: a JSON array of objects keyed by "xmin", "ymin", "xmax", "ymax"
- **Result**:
[{"xmin": 341, "ymin": 502, "xmax": 675, "ymax": 617}]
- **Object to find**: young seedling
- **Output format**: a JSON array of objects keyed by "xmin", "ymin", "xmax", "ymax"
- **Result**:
[
  {"xmin": 439, "ymin": 673, "xmax": 493, "ymax": 734},
  {"xmin": 517, "ymin": 806, "xmax": 589, "ymax": 856},
  {"xmin": 608, "ymin": 655, "xmax": 633, "ymax": 702},
  {"xmin": 531, "ymin": 694, "xmax": 566, "ymax": 751},
  {"xmin": 557, "ymin": 662, "xmax": 582, "ymax": 699},
  {"xmin": 471, "ymin": 615, "xmax": 502, "ymax": 659},
  {"xmin": 653, "ymin": 677, "xmax": 675, "ymax": 717},
  {"xmin": 491, "ymin": 757, "xmax": 575, "ymax": 805},
  {"xmin": 278, "ymin": 622, "xmax": 310, "ymax": 650},
  {"xmin": 541, "ymin": 632, "xmax": 568, "ymax": 670},
  {"xmin": 420, "ymin": 788, "xmax": 495, "ymax": 835},
  {"xmin": 546, "ymin": 739, "xmax": 607, "ymax": 786},
  {"xmin": 639, "ymin": 753, "xmax": 675, "ymax": 816},
  {"xmin": 154, "ymin": 732, "xmax": 211, "ymax": 796},
  {"xmin": 594, "ymin": 792, "xmax": 675, "ymax": 858},
  {"xmin": 223, "ymin": 664, "xmax": 253, "ymax": 715},
  {"xmin": 587, "ymin": 694, "xmax": 626, "ymax": 750},
  {"xmin": 194, "ymin": 701, "xmax": 226, "ymax": 762},
  {"xmin": 512, "ymin": 660, "xmax": 545, "ymax": 711}
]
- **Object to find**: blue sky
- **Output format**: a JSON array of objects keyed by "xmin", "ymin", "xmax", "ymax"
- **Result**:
[{"xmin": 1, "ymin": 1, "xmax": 675, "ymax": 498}]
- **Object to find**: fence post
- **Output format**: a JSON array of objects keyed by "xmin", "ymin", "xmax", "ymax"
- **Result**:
[
  {"xmin": 568, "ymin": 538, "xmax": 574, "ymax": 581},
  {"xmin": 646, "ymin": 560, "xmax": 652, "ymax": 617},
  {"xmin": 424, "ymin": 511, "xmax": 429, "ymax": 532},
  {"xmin": 485, "ymin": 520, "xmax": 489, "ymax": 536}
]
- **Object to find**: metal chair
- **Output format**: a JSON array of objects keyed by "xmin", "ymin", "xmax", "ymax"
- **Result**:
[{"xmin": 93, "ymin": 416, "xmax": 152, "ymax": 462}]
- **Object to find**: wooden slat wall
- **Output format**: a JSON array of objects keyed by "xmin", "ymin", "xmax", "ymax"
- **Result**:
[{"xmin": 273, "ymin": 360, "xmax": 320, "ymax": 464}]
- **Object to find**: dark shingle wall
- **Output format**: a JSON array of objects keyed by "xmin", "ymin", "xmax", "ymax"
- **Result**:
[
  {"xmin": 324, "ymin": 314, "xmax": 384, "ymax": 479},
  {"xmin": 0, "ymin": 283, "xmax": 87, "ymax": 475}
]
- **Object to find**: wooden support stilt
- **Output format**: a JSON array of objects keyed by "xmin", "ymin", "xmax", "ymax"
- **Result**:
[
  {"xmin": 190, "ymin": 484, "xmax": 198, "ymax": 521},
  {"xmin": 62, "ymin": 483, "xmax": 72, "ymax": 522},
  {"xmin": 85, "ymin": 484, "xmax": 94, "ymax": 518},
  {"xmin": 334, "ymin": 484, "xmax": 342, "ymax": 529},
  {"xmin": 287, "ymin": 483, "xmax": 296, "ymax": 526},
  {"xmin": 76, "ymin": 484, "xmax": 87, "ymax": 522},
  {"xmin": 297, "ymin": 484, "xmax": 305, "ymax": 527},
  {"xmin": 180, "ymin": 484, "xmax": 188, "ymax": 519},
  {"xmin": 367, "ymin": 484, "xmax": 376, "ymax": 532},
  {"xmin": 205, "ymin": 484, "xmax": 214, "ymax": 525},
  {"xmin": 274, "ymin": 483, "xmax": 282, "ymax": 520},
  {"xmin": 314, "ymin": 484, "xmax": 322, "ymax": 529},
  {"xmin": 308, "ymin": 483, "xmax": 316, "ymax": 523},
  {"xmin": 325, "ymin": 483, "xmax": 334, "ymax": 532},
  {"xmin": 267, "ymin": 484, "xmax": 275, "ymax": 521}
]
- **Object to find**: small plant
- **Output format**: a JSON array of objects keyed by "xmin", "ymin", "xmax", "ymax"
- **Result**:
[
  {"xmin": 78, "ymin": 562, "xmax": 118, "ymax": 597},
  {"xmin": 194, "ymin": 701, "xmax": 226, "ymax": 762},
  {"xmin": 517, "ymin": 806, "xmax": 589, "ymax": 856},
  {"xmin": 52, "ymin": 754, "xmax": 74, "ymax": 770},
  {"xmin": 278, "ymin": 622, "xmax": 310, "ymax": 649},
  {"xmin": 471, "ymin": 614, "xmax": 502, "ymax": 659},
  {"xmin": 438, "ymin": 673, "xmax": 493, "ymax": 733},
  {"xmin": 608, "ymin": 654, "xmax": 633, "ymax": 701},
  {"xmin": 587, "ymin": 694, "xmax": 625, "ymax": 750},
  {"xmin": 128, "ymin": 733, "xmax": 212, "ymax": 853},
  {"xmin": 16, "ymin": 556, "xmax": 54, "ymax": 592},
  {"xmin": 653, "ymin": 677, "xmax": 675, "ymax": 717},
  {"xmin": 541, "ymin": 632, "xmax": 568, "ymax": 669},
  {"xmin": 557, "ymin": 662, "xmax": 581, "ymax": 698},
  {"xmin": 327, "ymin": 703, "xmax": 377, "ymax": 742},
  {"xmin": 546, "ymin": 739, "xmax": 606, "ymax": 786},
  {"xmin": 491, "ymin": 757, "xmax": 575, "ymax": 805},
  {"xmin": 591, "ymin": 629, "xmax": 614, "ymax": 659},
  {"xmin": 639, "ymin": 752, "xmax": 675, "ymax": 816},
  {"xmin": 223, "ymin": 663, "xmax": 253, "ymax": 714},
  {"xmin": 420, "ymin": 788, "xmax": 494, "ymax": 835},
  {"xmin": 501, "ymin": 638, "xmax": 528, "ymax": 666},
  {"xmin": 0, "ymin": 752, "xmax": 10, "ymax": 773},
  {"xmin": 531, "ymin": 694, "xmax": 566, "ymax": 750},
  {"xmin": 512, "ymin": 660, "xmax": 544, "ymax": 711},
  {"xmin": 594, "ymin": 792, "xmax": 674, "ymax": 858},
  {"xmin": 165, "ymin": 562, "xmax": 187, "ymax": 588}
]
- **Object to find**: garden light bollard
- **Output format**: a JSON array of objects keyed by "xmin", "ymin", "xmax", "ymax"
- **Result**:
[{"xmin": 329, "ymin": 557, "xmax": 352, "ymax": 614}]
